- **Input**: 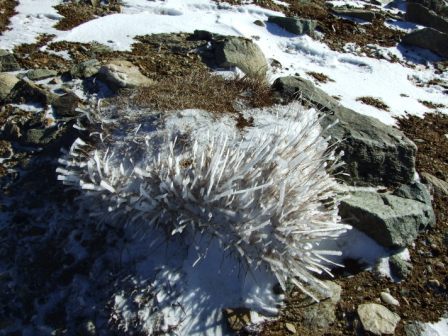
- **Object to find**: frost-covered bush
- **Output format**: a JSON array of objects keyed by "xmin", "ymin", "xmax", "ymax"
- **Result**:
[{"xmin": 57, "ymin": 101, "xmax": 349, "ymax": 301}]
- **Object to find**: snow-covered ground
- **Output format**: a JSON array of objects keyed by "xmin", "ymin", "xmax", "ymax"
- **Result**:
[
  {"xmin": 1, "ymin": 0, "xmax": 448, "ymax": 335},
  {"xmin": 1, "ymin": 0, "xmax": 447, "ymax": 125}
]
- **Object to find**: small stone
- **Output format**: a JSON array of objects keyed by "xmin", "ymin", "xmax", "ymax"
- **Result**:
[
  {"xmin": 268, "ymin": 16, "xmax": 317, "ymax": 36},
  {"xmin": 25, "ymin": 69, "xmax": 58, "ymax": 81},
  {"xmin": 358, "ymin": 303, "xmax": 400, "ymax": 335},
  {"xmin": 223, "ymin": 308, "xmax": 252, "ymax": 332},
  {"xmin": 428, "ymin": 279, "xmax": 440, "ymax": 287},
  {"xmin": 253, "ymin": 20, "xmax": 265, "ymax": 27},
  {"xmin": 285, "ymin": 323, "xmax": 296, "ymax": 334},
  {"xmin": 380, "ymin": 292, "xmax": 400, "ymax": 306}
]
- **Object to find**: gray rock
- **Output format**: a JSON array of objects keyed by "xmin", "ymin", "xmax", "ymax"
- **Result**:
[
  {"xmin": 70, "ymin": 59, "xmax": 101, "ymax": 78},
  {"xmin": 25, "ymin": 69, "xmax": 58, "ymax": 81},
  {"xmin": 0, "ymin": 50, "xmax": 20, "ymax": 72},
  {"xmin": 213, "ymin": 36, "xmax": 268, "ymax": 77},
  {"xmin": 358, "ymin": 303, "xmax": 400, "ymax": 335},
  {"xmin": 339, "ymin": 191, "xmax": 435, "ymax": 248},
  {"xmin": 267, "ymin": 16, "xmax": 317, "ymax": 36},
  {"xmin": 390, "ymin": 254, "xmax": 413, "ymax": 279},
  {"xmin": 407, "ymin": 0, "xmax": 448, "ymax": 18},
  {"xmin": 98, "ymin": 60, "xmax": 154, "ymax": 90},
  {"xmin": 406, "ymin": 3, "xmax": 448, "ymax": 34},
  {"xmin": 24, "ymin": 127, "xmax": 64, "ymax": 146},
  {"xmin": 6, "ymin": 79, "xmax": 55, "ymax": 105},
  {"xmin": 272, "ymin": 76, "xmax": 417, "ymax": 186},
  {"xmin": 332, "ymin": 8, "xmax": 381, "ymax": 22},
  {"xmin": 51, "ymin": 92, "xmax": 81, "ymax": 117},
  {"xmin": 401, "ymin": 28, "xmax": 448, "ymax": 58},
  {"xmin": 290, "ymin": 281, "xmax": 342, "ymax": 330},
  {"xmin": 0, "ymin": 73, "xmax": 19, "ymax": 101},
  {"xmin": 421, "ymin": 172, "xmax": 448, "ymax": 196},
  {"xmin": 393, "ymin": 181, "xmax": 432, "ymax": 205}
]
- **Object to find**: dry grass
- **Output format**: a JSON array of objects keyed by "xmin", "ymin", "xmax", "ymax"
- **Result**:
[
  {"xmin": 54, "ymin": 1, "xmax": 121, "ymax": 31},
  {"xmin": 419, "ymin": 100, "xmax": 446, "ymax": 110},
  {"xmin": 356, "ymin": 96, "xmax": 389, "ymax": 111},
  {"xmin": 306, "ymin": 71, "xmax": 334, "ymax": 84},
  {"xmin": 116, "ymin": 68, "xmax": 274, "ymax": 114},
  {"xmin": 0, "ymin": 0, "xmax": 17, "ymax": 35}
]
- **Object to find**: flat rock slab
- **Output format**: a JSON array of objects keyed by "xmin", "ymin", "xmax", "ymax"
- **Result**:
[
  {"xmin": 272, "ymin": 76, "xmax": 417, "ymax": 186},
  {"xmin": 358, "ymin": 303, "xmax": 400, "ymax": 335},
  {"xmin": 339, "ymin": 191, "xmax": 435, "ymax": 248}
]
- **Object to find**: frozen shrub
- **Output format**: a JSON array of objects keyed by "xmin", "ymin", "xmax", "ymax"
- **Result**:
[{"xmin": 57, "ymin": 101, "xmax": 349, "ymax": 300}]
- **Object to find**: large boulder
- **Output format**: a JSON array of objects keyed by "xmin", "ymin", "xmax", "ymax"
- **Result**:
[
  {"xmin": 407, "ymin": 0, "xmax": 448, "ymax": 18},
  {"xmin": 406, "ymin": 3, "xmax": 448, "ymax": 34},
  {"xmin": 339, "ymin": 190, "xmax": 435, "ymax": 248},
  {"xmin": 267, "ymin": 16, "xmax": 317, "ymax": 36},
  {"xmin": 6, "ymin": 79, "xmax": 56, "ymax": 105},
  {"xmin": 213, "ymin": 36, "xmax": 268, "ymax": 77},
  {"xmin": 0, "ymin": 73, "xmax": 19, "ymax": 101},
  {"xmin": 401, "ymin": 28, "xmax": 448, "ymax": 58},
  {"xmin": 0, "ymin": 50, "xmax": 20, "ymax": 72},
  {"xmin": 272, "ymin": 76, "xmax": 417, "ymax": 186},
  {"xmin": 357, "ymin": 303, "xmax": 400, "ymax": 335},
  {"xmin": 98, "ymin": 60, "xmax": 154, "ymax": 90}
]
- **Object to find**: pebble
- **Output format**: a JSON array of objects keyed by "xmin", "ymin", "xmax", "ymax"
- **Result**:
[
  {"xmin": 428, "ymin": 279, "xmax": 440, "ymax": 287},
  {"xmin": 285, "ymin": 323, "xmax": 296, "ymax": 334},
  {"xmin": 380, "ymin": 292, "xmax": 400, "ymax": 306}
]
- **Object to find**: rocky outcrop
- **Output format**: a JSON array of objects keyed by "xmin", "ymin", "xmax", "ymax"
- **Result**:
[
  {"xmin": 358, "ymin": 303, "xmax": 400, "ymax": 335},
  {"xmin": 272, "ymin": 76, "xmax": 417, "ymax": 186},
  {"xmin": 6, "ymin": 79, "xmax": 56, "ymax": 105},
  {"xmin": 267, "ymin": 16, "xmax": 317, "ymax": 36},
  {"xmin": 0, "ymin": 73, "xmax": 19, "ymax": 101},
  {"xmin": 406, "ymin": 2, "xmax": 448, "ymax": 34},
  {"xmin": 407, "ymin": 0, "xmax": 448, "ymax": 18},
  {"xmin": 0, "ymin": 50, "xmax": 20, "ymax": 72},
  {"xmin": 213, "ymin": 36, "xmax": 268, "ymax": 77},
  {"xmin": 339, "ymin": 191, "xmax": 435, "ymax": 248},
  {"xmin": 98, "ymin": 60, "xmax": 154, "ymax": 90},
  {"xmin": 401, "ymin": 28, "xmax": 448, "ymax": 58},
  {"xmin": 70, "ymin": 59, "xmax": 101, "ymax": 79}
]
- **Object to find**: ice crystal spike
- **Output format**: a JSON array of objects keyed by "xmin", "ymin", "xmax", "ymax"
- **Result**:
[{"xmin": 58, "ymin": 102, "xmax": 350, "ymax": 300}]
